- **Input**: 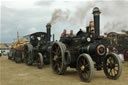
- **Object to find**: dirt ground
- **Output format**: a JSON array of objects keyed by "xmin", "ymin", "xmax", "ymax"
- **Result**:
[{"xmin": 0, "ymin": 56, "xmax": 128, "ymax": 85}]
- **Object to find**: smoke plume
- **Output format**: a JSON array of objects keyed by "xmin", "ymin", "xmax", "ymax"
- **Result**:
[
  {"xmin": 49, "ymin": 2, "xmax": 94, "ymax": 25},
  {"xmin": 96, "ymin": 0, "xmax": 128, "ymax": 33},
  {"xmin": 49, "ymin": 0, "xmax": 128, "ymax": 33}
]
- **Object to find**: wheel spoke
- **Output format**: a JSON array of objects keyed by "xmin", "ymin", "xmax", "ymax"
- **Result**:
[
  {"xmin": 79, "ymin": 57, "xmax": 90, "ymax": 79},
  {"xmin": 52, "ymin": 51, "xmax": 56, "ymax": 55},
  {"xmin": 115, "ymin": 64, "xmax": 119, "ymax": 67},
  {"xmin": 53, "ymin": 62, "xmax": 58, "ymax": 69},
  {"xmin": 113, "ymin": 68, "xmax": 118, "ymax": 74},
  {"xmin": 56, "ymin": 46, "xmax": 60, "ymax": 54}
]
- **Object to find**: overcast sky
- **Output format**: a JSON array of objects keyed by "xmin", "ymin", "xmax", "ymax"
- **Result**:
[{"xmin": 0, "ymin": 0, "xmax": 128, "ymax": 43}]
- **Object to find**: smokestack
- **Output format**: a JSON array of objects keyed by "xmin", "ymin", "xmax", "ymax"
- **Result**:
[
  {"xmin": 46, "ymin": 23, "xmax": 51, "ymax": 41},
  {"xmin": 92, "ymin": 7, "xmax": 101, "ymax": 39}
]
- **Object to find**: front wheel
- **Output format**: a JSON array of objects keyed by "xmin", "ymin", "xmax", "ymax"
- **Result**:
[
  {"xmin": 77, "ymin": 53, "xmax": 94, "ymax": 82},
  {"xmin": 37, "ymin": 53, "xmax": 44, "ymax": 69},
  {"xmin": 103, "ymin": 53, "xmax": 122, "ymax": 80}
]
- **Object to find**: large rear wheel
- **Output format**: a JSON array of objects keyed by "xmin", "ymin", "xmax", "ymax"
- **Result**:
[
  {"xmin": 24, "ymin": 44, "xmax": 33, "ymax": 65},
  {"xmin": 103, "ymin": 53, "xmax": 122, "ymax": 80},
  {"xmin": 51, "ymin": 41, "xmax": 67, "ymax": 75},
  {"xmin": 24, "ymin": 44, "xmax": 29, "ymax": 64},
  {"xmin": 77, "ymin": 53, "xmax": 94, "ymax": 82},
  {"xmin": 15, "ymin": 50, "xmax": 22, "ymax": 63}
]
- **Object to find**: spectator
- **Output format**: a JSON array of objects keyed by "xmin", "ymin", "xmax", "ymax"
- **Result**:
[
  {"xmin": 69, "ymin": 30, "xmax": 75, "ymax": 37},
  {"xmin": 61, "ymin": 29, "xmax": 67, "ymax": 37}
]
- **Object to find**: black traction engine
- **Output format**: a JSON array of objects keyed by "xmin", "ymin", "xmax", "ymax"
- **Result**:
[{"xmin": 50, "ymin": 7, "xmax": 122, "ymax": 82}]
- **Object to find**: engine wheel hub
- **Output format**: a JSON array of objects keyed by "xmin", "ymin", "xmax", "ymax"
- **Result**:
[{"xmin": 81, "ymin": 65, "xmax": 85, "ymax": 71}]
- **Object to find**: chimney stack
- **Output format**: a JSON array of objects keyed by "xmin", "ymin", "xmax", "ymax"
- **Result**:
[
  {"xmin": 46, "ymin": 23, "xmax": 51, "ymax": 41},
  {"xmin": 92, "ymin": 7, "xmax": 101, "ymax": 39}
]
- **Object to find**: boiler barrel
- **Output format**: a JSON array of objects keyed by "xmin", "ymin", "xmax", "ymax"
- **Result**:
[{"xmin": 79, "ymin": 43, "xmax": 106, "ymax": 57}]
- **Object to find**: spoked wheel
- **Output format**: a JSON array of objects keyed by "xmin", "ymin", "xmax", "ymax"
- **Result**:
[
  {"xmin": 77, "ymin": 53, "xmax": 94, "ymax": 82},
  {"xmin": 103, "ymin": 53, "xmax": 122, "ymax": 80},
  {"xmin": 36, "ymin": 53, "xmax": 44, "ymax": 69},
  {"xmin": 51, "ymin": 41, "xmax": 67, "ymax": 75},
  {"xmin": 24, "ymin": 44, "xmax": 29, "ymax": 65}
]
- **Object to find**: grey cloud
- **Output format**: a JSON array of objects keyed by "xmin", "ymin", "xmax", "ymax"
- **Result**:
[{"xmin": 1, "ymin": 6, "xmax": 51, "ymax": 43}]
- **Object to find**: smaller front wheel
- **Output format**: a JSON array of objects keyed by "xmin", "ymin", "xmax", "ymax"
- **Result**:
[
  {"xmin": 103, "ymin": 53, "xmax": 122, "ymax": 80},
  {"xmin": 77, "ymin": 53, "xmax": 94, "ymax": 82},
  {"xmin": 37, "ymin": 53, "xmax": 44, "ymax": 69}
]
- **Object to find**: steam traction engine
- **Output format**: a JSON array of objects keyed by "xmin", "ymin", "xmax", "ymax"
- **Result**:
[
  {"xmin": 103, "ymin": 32, "xmax": 128, "ymax": 61},
  {"xmin": 50, "ymin": 7, "xmax": 122, "ymax": 82},
  {"xmin": 8, "ymin": 33, "xmax": 30, "ymax": 63},
  {"xmin": 24, "ymin": 24, "xmax": 52, "ymax": 69}
]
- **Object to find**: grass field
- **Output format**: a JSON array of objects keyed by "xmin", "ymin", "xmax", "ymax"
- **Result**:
[{"xmin": 0, "ymin": 56, "xmax": 128, "ymax": 85}]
